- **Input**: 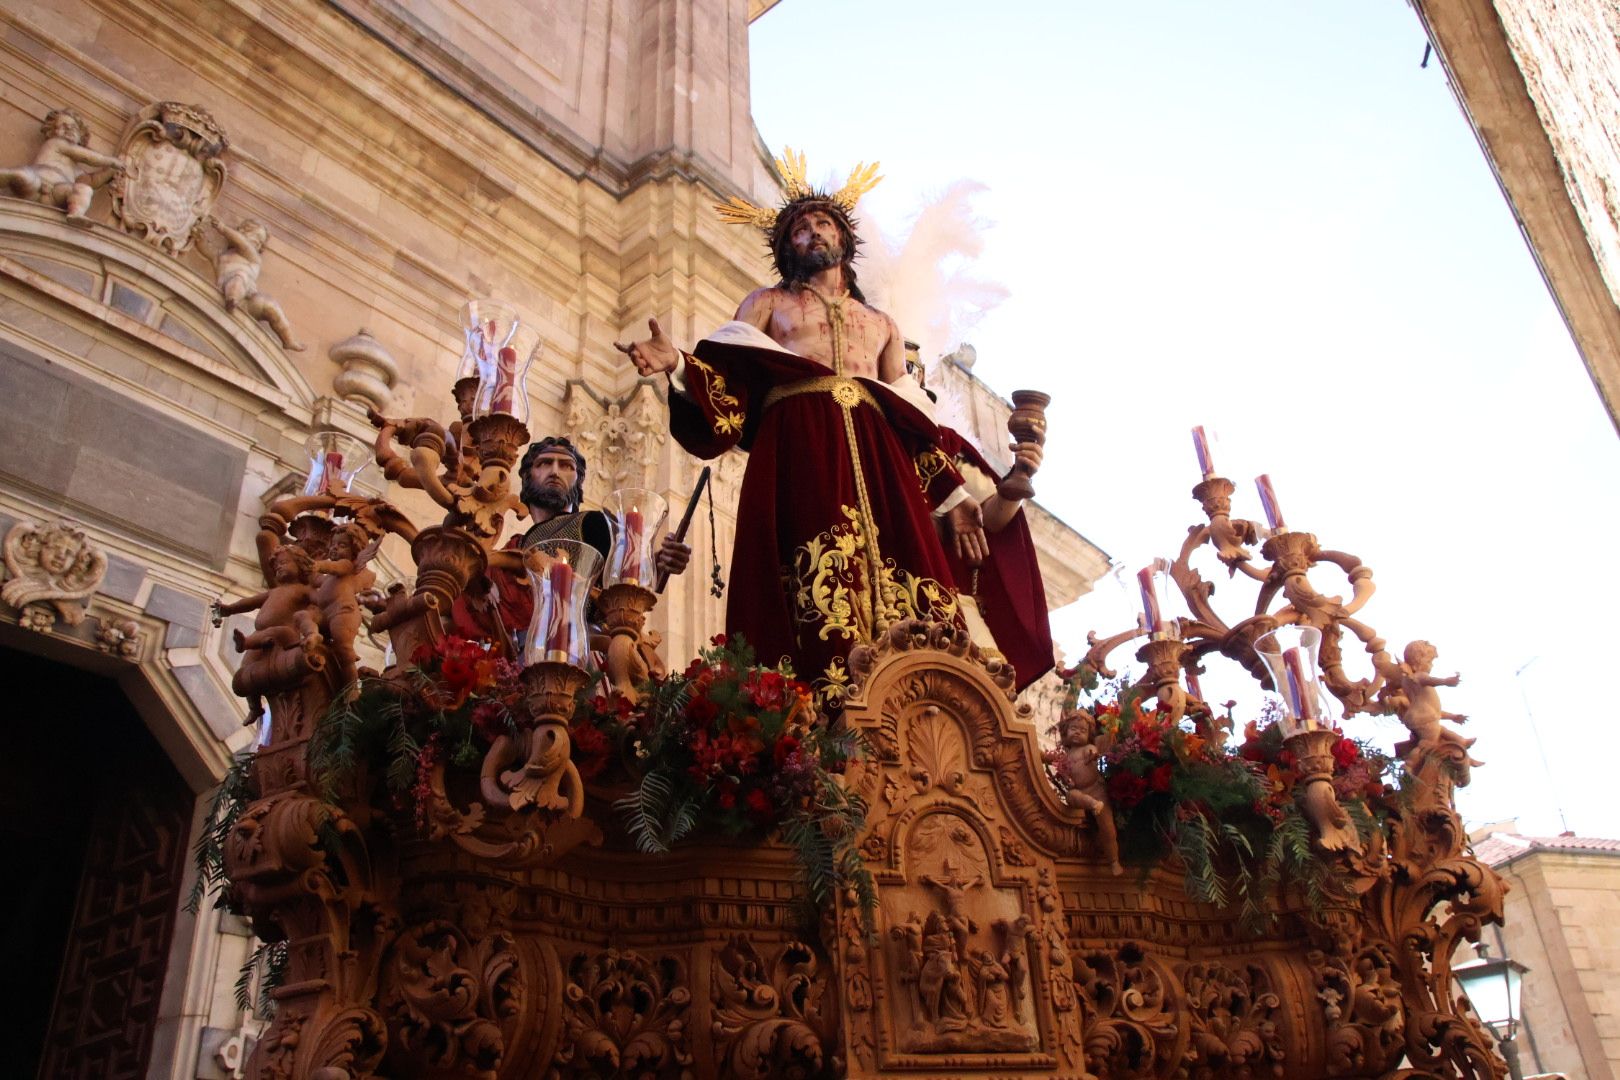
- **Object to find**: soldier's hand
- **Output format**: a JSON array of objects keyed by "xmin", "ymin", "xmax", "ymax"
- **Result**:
[
  {"xmin": 655, "ymin": 534, "xmax": 691, "ymax": 576},
  {"xmin": 614, "ymin": 317, "xmax": 680, "ymax": 376},
  {"xmin": 945, "ymin": 499, "xmax": 989, "ymax": 568}
]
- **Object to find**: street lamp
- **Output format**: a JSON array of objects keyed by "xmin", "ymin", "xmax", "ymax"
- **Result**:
[{"xmin": 1454, "ymin": 940, "xmax": 1528, "ymax": 1080}]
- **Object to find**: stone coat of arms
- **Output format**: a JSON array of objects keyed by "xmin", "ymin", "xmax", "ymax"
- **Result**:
[{"xmin": 112, "ymin": 101, "xmax": 228, "ymax": 255}]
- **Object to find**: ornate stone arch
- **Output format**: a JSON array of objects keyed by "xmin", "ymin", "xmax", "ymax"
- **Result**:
[{"xmin": 0, "ymin": 198, "xmax": 317, "ymax": 412}]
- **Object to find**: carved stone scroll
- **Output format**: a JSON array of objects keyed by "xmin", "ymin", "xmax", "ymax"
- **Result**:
[{"xmin": 563, "ymin": 380, "xmax": 667, "ymax": 503}]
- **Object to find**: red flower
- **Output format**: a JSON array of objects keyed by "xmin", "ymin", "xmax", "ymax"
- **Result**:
[
  {"xmin": 570, "ymin": 720, "xmax": 611, "ymax": 780},
  {"xmin": 1132, "ymin": 717, "xmax": 1165, "ymax": 756},
  {"xmin": 1332, "ymin": 737, "xmax": 1361, "ymax": 770},
  {"xmin": 686, "ymin": 693, "xmax": 720, "ymax": 725},
  {"xmin": 744, "ymin": 787, "xmax": 772, "ymax": 820},
  {"xmin": 745, "ymin": 669, "xmax": 789, "ymax": 711},
  {"xmin": 471, "ymin": 700, "xmax": 507, "ymax": 741},
  {"xmin": 710, "ymin": 633, "xmax": 729, "ymax": 647},
  {"xmin": 773, "ymin": 734, "xmax": 801, "ymax": 768},
  {"xmin": 717, "ymin": 788, "xmax": 736, "ymax": 809},
  {"xmin": 1148, "ymin": 763, "xmax": 1174, "ymax": 793},
  {"xmin": 1108, "ymin": 770, "xmax": 1149, "ymax": 809}
]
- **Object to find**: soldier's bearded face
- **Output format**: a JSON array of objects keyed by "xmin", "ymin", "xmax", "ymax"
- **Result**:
[{"xmin": 522, "ymin": 450, "xmax": 578, "ymax": 512}]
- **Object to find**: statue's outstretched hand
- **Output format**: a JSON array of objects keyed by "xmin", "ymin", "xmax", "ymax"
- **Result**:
[
  {"xmin": 614, "ymin": 317, "xmax": 680, "ymax": 376},
  {"xmin": 946, "ymin": 499, "xmax": 989, "ymax": 568}
]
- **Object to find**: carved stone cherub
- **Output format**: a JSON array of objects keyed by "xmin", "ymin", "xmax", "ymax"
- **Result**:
[
  {"xmin": 0, "ymin": 108, "xmax": 123, "ymax": 224},
  {"xmin": 197, "ymin": 216, "xmax": 306, "ymax": 350},
  {"xmin": 212, "ymin": 543, "xmax": 323, "ymax": 722},
  {"xmin": 1374, "ymin": 639, "xmax": 1474, "ymax": 766},
  {"xmin": 1, "ymin": 519, "xmax": 107, "ymax": 627},
  {"xmin": 1056, "ymin": 709, "xmax": 1123, "ymax": 876}
]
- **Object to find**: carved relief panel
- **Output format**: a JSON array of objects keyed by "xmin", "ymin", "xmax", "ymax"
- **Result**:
[{"xmin": 837, "ymin": 634, "xmax": 1080, "ymax": 1078}]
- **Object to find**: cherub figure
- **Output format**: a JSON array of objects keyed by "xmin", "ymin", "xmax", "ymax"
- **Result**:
[
  {"xmin": 312, "ymin": 522, "xmax": 380, "ymax": 691},
  {"xmin": 1057, "ymin": 709, "xmax": 1123, "ymax": 875},
  {"xmin": 1375, "ymin": 639, "xmax": 1474, "ymax": 765},
  {"xmin": 212, "ymin": 544, "xmax": 322, "ymax": 722},
  {"xmin": 197, "ymin": 216, "xmax": 306, "ymax": 350},
  {"xmin": 0, "ymin": 108, "xmax": 123, "ymax": 224}
]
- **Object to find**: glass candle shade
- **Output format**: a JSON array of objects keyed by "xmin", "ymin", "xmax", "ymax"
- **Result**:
[
  {"xmin": 603, "ymin": 488, "xmax": 669, "ymax": 588},
  {"xmin": 1253, "ymin": 624, "xmax": 1325, "ymax": 731},
  {"xmin": 461, "ymin": 299, "xmax": 540, "ymax": 425},
  {"xmin": 301, "ymin": 432, "xmax": 372, "ymax": 497},
  {"xmin": 522, "ymin": 538, "xmax": 601, "ymax": 668},
  {"xmin": 1136, "ymin": 559, "xmax": 1179, "ymax": 640}
]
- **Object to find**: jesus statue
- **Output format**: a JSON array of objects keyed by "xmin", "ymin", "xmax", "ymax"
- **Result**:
[{"xmin": 616, "ymin": 152, "xmax": 996, "ymax": 706}]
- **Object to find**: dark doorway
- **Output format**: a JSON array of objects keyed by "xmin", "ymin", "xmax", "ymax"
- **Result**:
[{"xmin": 0, "ymin": 647, "xmax": 195, "ymax": 1079}]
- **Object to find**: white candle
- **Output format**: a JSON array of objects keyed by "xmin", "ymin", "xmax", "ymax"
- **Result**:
[
  {"xmin": 1191, "ymin": 426, "xmax": 1215, "ymax": 480},
  {"xmin": 1255, "ymin": 474, "xmax": 1286, "ymax": 532}
]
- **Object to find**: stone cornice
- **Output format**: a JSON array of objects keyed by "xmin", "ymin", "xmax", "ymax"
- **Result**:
[{"xmin": 1414, "ymin": 0, "xmax": 1620, "ymax": 434}]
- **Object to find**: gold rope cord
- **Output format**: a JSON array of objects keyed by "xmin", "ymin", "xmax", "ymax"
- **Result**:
[{"xmin": 804, "ymin": 288, "xmax": 896, "ymax": 635}]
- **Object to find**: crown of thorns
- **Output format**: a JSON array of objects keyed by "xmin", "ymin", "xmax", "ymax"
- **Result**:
[{"xmin": 713, "ymin": 147, "xmax": 883, "ymax": 231}]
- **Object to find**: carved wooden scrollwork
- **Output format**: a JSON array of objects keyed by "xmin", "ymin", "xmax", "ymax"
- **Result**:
[
  {"xmin": 551, "ymin": 950, "xmax": 693, "ymax": 1078},
  {"xmin": 378, "ymin": 918, "xmax": 522, "ymax": 1076},
  {"xmin": 710, "ymin": 936, "xmax": 837, "ymax": 1079}
]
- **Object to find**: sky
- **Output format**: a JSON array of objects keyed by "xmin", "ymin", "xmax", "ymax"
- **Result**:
[{"xmin": 749, "ymin": 0, "xmax": 1620, "ymax": 838}]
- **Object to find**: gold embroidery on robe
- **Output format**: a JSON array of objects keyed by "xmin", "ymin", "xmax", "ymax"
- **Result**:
[
  {"xmin": 815, "ymin": 655, "xmax": 853, "ymax": 710},
  {"xmin": 913, "ymin": 446, "xmax": 951, "ymax": 491},
  {"xmin": 685, "ymin": 354, "xmax": 745, "ymax": 435},
  {"xmin": 782, "ymin": 505, "xmax": 959, "ymax": 652}
]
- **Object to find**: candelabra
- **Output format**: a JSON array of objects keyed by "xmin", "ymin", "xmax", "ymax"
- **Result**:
[{"xmin": 213, "ymin": 299, "xmax": 669, "ymax": 1080}]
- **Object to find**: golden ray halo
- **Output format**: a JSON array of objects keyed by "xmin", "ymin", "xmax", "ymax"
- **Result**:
[{"xmin": 712, "ymin": 146, "xmax": 883, "ymax": 230}]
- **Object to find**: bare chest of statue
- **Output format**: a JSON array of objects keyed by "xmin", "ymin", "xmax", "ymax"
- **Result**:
[{"xmin": 765, "ymin": 288, "xmax": 891, "ymax": 378}]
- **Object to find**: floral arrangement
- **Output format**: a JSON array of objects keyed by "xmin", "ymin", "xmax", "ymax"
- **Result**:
[
  {"xmin": 1046, "ymin": 684, "xmax": 1396, "ymax": 924},
  {"xmin": 312, "ymin": 635, "xmax": 527, "ymax": 822},
  {"xmin": 297, "ymin": 633, "xmax": 874, "ymax": 916},
  {"xmin": 586, "ymin": 635, "xmax": 875, "ymax": 918}
]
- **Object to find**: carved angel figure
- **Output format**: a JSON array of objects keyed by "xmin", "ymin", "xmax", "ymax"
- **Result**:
[
  {"xmin": 312, "ymin": 522, "xmax": 380, "ymax": 691},
  {"xmin": 1056, "ymin": 709, "xmax": 1123, "ymax": 876},
  {"xmin": 1, "ymin": 519, "xmax": 107, "ymax": 627},
  {"xmin": 1374, "ymin": 640, "xmax": 1473, "ymax": 765},
  {"xmin": 0, "ymin": 108, "xmax": 123, "ymax": 224},
  {"xmin": 213, "ymin": 544, "xmax": 322, "ymax": 722},
  {"xmin": 197, "ymin": 216, "xmax": 306, "ymax": 350}
]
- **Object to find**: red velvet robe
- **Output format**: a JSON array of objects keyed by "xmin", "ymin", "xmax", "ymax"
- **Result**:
[{"xmin": 670, "ymin": 323, "xmax": 967, "ymax": 707}]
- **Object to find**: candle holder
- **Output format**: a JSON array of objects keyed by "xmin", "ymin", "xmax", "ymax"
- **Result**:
[
  {"xmin": 603, "ymin": 488, "xmax": 668, "ymax": 588},
  {"xmin": 462, "ymin": 299, "xmax": 539, "ymax": 424},
  {"xmin": 301, "ymin": 431, "xmax": 372, "ymax": 497},
  {"xmin": 523, "ymin": 538, "xmax": 601, "ymax": 668},
  {"xmin": 597, "ymin": 580, "xmax": 663, "ymax": 700},
  {"xmin": 1134, "ymin": 635, "xmax": 1189, "ymax": 726},
  {"xmin": 489, "ymin": 660, "xmax": 590, "ymax": 816},
  {"xmin": 999, "ymin": 389, "xmax": 1050, "ymax": 501},
  {"xmin": 1254, "ymin": 625, "xmax": 1361, "ymax": 854}
]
